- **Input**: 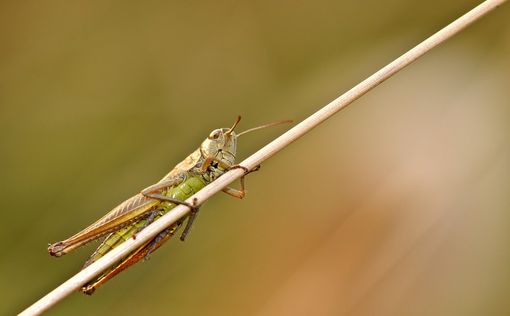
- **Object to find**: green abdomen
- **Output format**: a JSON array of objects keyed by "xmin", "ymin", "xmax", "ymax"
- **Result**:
[{"xmin": 85, "ymin": 174, "xmax": 210, "ymax": 266}]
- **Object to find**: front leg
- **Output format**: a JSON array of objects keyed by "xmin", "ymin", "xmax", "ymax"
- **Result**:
[
  {"xmin": 222, "ymin": 186, "xmax": 246, "ymax": 199},
  {"xmin": 221, "ymin": 164, "xmax": 261, "ymax": 199},
  {"xmin": 198, "ymin": 156, "xmax": 234, "ymax": 174}
]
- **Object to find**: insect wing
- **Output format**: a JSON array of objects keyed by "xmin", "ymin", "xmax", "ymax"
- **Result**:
[{"xmin": 48, "ymin": 194, "xmax": 160, "ymax": 256}]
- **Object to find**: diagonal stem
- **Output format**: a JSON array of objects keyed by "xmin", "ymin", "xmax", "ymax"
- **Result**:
[{"xmin": 18, "ymin": 0, "xmax": 507, "ymax": 315}]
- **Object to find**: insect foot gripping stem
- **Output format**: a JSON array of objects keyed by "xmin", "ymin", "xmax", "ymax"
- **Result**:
[
  {"xmin": 228, "ymin": 164, "xmax": 261, "ymax": 175},
  {"xmin": 219, "ymin": 164, "xmax": 262, "ymax": 199}
]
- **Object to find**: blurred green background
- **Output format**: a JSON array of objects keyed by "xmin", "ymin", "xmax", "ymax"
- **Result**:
[{"xmin": 2, "ymin": 0, "xmax": 509, "ymax": 315}]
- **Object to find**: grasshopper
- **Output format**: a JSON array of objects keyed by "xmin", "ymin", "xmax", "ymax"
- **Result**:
[{"xmin": 48, "ymin": 116, "xmax": 290, "ymax": 295}]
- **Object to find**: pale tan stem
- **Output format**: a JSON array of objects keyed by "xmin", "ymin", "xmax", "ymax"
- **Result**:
[{"xmin": 19, "ymin": 0, "xmax": 507, "ymax": 315}]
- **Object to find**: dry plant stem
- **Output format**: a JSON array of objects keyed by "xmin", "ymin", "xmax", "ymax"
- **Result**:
[{"xmin": 19, "ymin": 0, "xmax": 507, "ymax": 315}]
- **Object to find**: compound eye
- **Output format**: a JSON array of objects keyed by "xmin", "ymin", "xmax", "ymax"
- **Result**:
[{"xmin": 208, "ymin": 129, "xmax": 222, "ymax": 140}]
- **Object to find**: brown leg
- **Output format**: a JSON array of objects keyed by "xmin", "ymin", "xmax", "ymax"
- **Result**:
[
  {"xmin": 81, "ymin": 223, "xmax": 181, "ymax": 295},
  {"xmin": 142, "ymin": 193, "xmax": 197, "ymax": 211},
  {"xmin": 179, "ymin": 198, "xmax": 200, "ymax": 241},
  {"xmin": 228, "ymin": 164, "xmax": 261, "ymax": 175},
  {"xmin": 133, "ymin": 193, "xmax": 199, "ymax": 239},
  {"xmin": 222, "ymin": 186, "xmax": 245, "ymax": 199},
  {"xmin": 221, "ymin": 164, "xmax": 261, "ymax": 199},
  {"xmin": 198, "ymin": 157, "xmax": 215, "ymax": 173},
  {"xmin": 132, "ymin": 209, "xmax": 160, "ymax": 237}
]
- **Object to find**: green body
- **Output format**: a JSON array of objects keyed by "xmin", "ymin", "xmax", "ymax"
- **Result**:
[
  {"xmin": 86, "ymin": 173, "xmax": 213, "ymax": 266},
  {"xmin": 47, "ymin": 116, "xmax": 289, "ymax": 294}
]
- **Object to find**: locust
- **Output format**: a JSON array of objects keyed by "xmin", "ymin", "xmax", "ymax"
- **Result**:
[{"xmin": 48, "ymin": 116, "xmax": 290, "ymax": 295}]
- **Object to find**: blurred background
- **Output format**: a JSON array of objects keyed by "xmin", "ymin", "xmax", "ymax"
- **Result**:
[{"xmin": 1, "ymin": 0, "xmax": 509, "ymax": 315}]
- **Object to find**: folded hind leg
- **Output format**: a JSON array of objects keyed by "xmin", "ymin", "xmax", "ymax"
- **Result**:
[{"xmin": 81, "ymin": 223, "xmax": 181, "ymax": 295}]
